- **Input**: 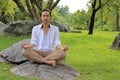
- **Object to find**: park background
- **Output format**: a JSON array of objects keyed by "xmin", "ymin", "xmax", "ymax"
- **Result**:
[{"xmin": 0, "ymin": 0, "xmax": 120, "ymax": 80}]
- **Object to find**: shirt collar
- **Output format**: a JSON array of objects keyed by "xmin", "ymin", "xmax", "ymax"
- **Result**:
[{"xmin": 39, "ymin": 24, "xmax": 51, "ymax": 29}]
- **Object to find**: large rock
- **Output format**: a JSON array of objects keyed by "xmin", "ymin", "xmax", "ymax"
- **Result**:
[
  {"xmin": 0, "ymin": 22, "xmax": 6, "ymax": 27},
  {"xmin": 0, "ymin": 39, "xmax": 30, "ymax": 63},
  {"xmin": 11, "ymin": 61, "xmax": 80, "ymax": 80},
  {"xmin": 4, "ymin": 20, "xmax": 36, "ymax": 36},
  {"xmin": 109, "ymin": 33, "xmax": 120, "ymax": 49},
  {"xmin": 0, "ymin": 22, "xmax": 7, "ymax": 35},
  {"xmin": 52, "ymin": 21, "xmax": 70, "ymax": 32},
  {"xmin": 0, "ymin": 56, "xmax": 7, "ymax": 62}
]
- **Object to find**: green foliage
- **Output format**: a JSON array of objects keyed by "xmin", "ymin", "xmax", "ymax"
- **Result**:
[
  {"xmin": 5, "ymin": 0, "xmax": 16, "ymax": 15},
  {"xmin": 14, "ymin": 8, "xmax": 31, "ymax": 21},
  {"xmin": 0, "ymin": 0, "xmax": 31, "ymax": 23},
  {"xmin": 0, "ymin": 0, "xmax": 16, "ymax": 23},
  {"xmin": 73, "ymin": 24, "xmax": 85, "ymax": 30},
  {"xmin": 102, "ymin": 25, "xmax": 111, "ymax": 31},
  {"xmin": 52, "ymin": 5, "xmax": 71, "ymax": 26},
  {"xmin": 0, "ymin": 31, "xmax": 120, "ymax": 80},
  {"xmin": 69, "ymin": 10, "xmax": 89, "ymax": 30}
]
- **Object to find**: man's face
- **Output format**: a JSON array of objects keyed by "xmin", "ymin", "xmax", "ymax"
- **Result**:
[{"xmin": 41, "ymin": 11, "xmax": 51, "ymax": 24}]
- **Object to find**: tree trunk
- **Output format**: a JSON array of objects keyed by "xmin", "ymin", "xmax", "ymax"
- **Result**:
[
  {"xmin": 25, "ymin": 0, "xmax": 39, "ymax": 23},
  {"xmin": 88, "ymin": 10, "xmax": 96, "ymax": 34},
  {"xmin": 116, "ymin": 6, "xmax": 119, "ymax": 31},
  {"xmin": 100, "ymin": 9, "xmax": 103, "ymax": 31},
  {"xmin": 88, "ymin": 0, "xmax": 101, "ymax": 34},
  {"xmin": 88, "ymin": 0, "xmax": 112, "ymax": 34},
  {"xmin": 0, "ymin": 11, "xmax": 5, "ymax": 21}
]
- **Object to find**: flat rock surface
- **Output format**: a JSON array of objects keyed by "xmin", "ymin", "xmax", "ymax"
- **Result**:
[{"xmin": 11, "ymin": 61, "xmax": 80, "ymax": 80}]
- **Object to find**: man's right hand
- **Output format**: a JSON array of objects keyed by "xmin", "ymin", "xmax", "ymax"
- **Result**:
[
  {"xmin": 21, "ymin": 43, "xmax": 28, "ymax": 49},
  {"xmin": 21, "ymin": 43, "xmax": 35, "ymax": 49}
]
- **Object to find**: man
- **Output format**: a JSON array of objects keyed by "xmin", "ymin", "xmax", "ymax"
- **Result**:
[{"xmin": 21, "ymin": 9, "xmax": 68, "ymax": 67}]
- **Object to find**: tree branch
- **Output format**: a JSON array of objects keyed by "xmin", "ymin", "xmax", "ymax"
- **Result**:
[
  {"xmin": 0, "ymin": 11, "xmax": 5, "ymax": 20},
  {"xmin": 25, "ymin": 0, "xmax": 32, "ymax": 18},
  {"xmin": 13, "ymin": 0, "xmax": 28, "ymax": 15},
  {"xmin": 50, "ymin": 0, "xmax": 60, "ymax": 10},
  {"xmin": 46, "ymin": 0, "xmax": 53, "ymax": 9},
  {"xmin": 95, "ymin": 0, "xmax": 101, "ymax": 12},
  {"xmin": 33, "ymin": 0, "xmax": 43, "ymax": 11},
  {"xmin": 30, "ymin": 0, "xmax": 39, "ymax": 22}
]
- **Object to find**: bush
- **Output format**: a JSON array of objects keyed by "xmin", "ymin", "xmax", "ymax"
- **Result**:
[
  {"xmin": 102, "ymin": 25, "xmax": 111, "ymax": 31},
  {"xmin": 73, "ymin": 24, "xmax": 84, "ymax": 30}
]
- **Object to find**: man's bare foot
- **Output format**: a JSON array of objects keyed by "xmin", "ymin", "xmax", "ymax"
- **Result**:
[{"xmin": 44, "ymin": 60, "xmax": 56, "ymax": 67}]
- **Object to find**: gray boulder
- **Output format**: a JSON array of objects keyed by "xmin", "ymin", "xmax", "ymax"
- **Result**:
[
  {"xmin": 11, "ymin": 61, "xmax": 80, "ymax": 80},
  {"xmin": 4, "ymin": 20, "xmax": 36, "ymax": 36},
  {"xmin": 52, "ymin": 21, "xmax": 70, "ymax": 32},
  {"xmin": 0, "ymin": 39, "xmax": 30, "ymax": 63},
  {"xmin": 0, "ymin": 22, "xmax": 7, "ymax": 35},
  {"xmin": 0, "ymin": 56, "xmax": 7, "ymax": 62},
  {"xmin": 109, "ymin": 33, "xmax": 120, "ymax": 49}
]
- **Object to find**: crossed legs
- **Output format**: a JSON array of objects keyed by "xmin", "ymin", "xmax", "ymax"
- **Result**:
[{"xmin": 21, "ymin": 48, "xmax": 66, "ymax": 67}]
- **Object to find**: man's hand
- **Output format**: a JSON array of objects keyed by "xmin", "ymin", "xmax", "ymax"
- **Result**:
[
  {"xmin": 21, "ymin": 43, "xmax": 35, "ymax": 49},
  {"xmin": 63, "ymin": 46, "xmax": 69, "ymax": 51},
  {"xmin": 57, "ymin": 44, "xmax": 69, "ymax": 51},
  {"xmin": 21, "ymin": 43, "xmax": 28, "ymax": 49}
]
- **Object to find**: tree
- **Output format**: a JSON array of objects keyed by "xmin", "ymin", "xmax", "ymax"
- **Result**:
[
  {"xmin": 12, "ymin": 0, "xmax": 60, "ymax": 23},
  {"xmin": 57, "ymin": 5, "xmax": 69, "ymax": 17},
  {"xmin": 70, "ymin": 10, "xmax": 89, "ymax": 30},
  {"xmin": 54, "ymin": 5, "xmax": 70, "ymax": 25},
  {"xmin": 112, "ymin": 0, "xmax": 120, "ymax": 31},
  {"xmin": 88, "ymin": 0, "xmax": 112, "ymax": 34},
  {"xmin": 99, "ymin": 0, "xmax": 120, "ymax": 31},
  {"xmin": 0, "ymin": 0, "xmax": 16, "ymax": 23}
]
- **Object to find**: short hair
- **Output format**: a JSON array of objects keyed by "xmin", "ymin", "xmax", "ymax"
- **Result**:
[{"xmin": 40, "ymin": 9, "xmax": 51, "ymax": 17}]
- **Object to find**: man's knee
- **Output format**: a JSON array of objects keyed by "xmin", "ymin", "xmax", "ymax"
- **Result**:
[
  {"xmin": 21, "ymin": 49, "xmax": 27, "ymax": 57},
  {"xmin": 58, "ymin": 50, "xmax": 66, "ymax": 55}
]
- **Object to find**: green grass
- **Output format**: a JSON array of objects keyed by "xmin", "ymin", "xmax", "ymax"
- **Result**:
[
  {"xmin": 0, "ymin": 30, "xmax": 120, "ymax": 80},
  {"xmin": 0, "ymin": 35, "xmax": 30, "ymax": 51}
]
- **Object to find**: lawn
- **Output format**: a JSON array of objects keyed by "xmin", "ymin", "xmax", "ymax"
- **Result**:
[{"xmin": 0, "ymin": 30, "xmax": 120, "ymax": 80}]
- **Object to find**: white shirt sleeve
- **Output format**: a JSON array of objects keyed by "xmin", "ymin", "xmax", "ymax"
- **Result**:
[
  {"xmin": 31, "ymin": 27, "xmax": 38, "ymax": 47},
  {"xmin": 54, "ymin": 27, "xmax": 61, "ymax": 47}
]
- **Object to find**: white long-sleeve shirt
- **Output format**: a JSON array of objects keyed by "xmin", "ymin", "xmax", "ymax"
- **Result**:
[{"xmin": 31, "ymin": 24, "xmax": 61, "ymax": 51}]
